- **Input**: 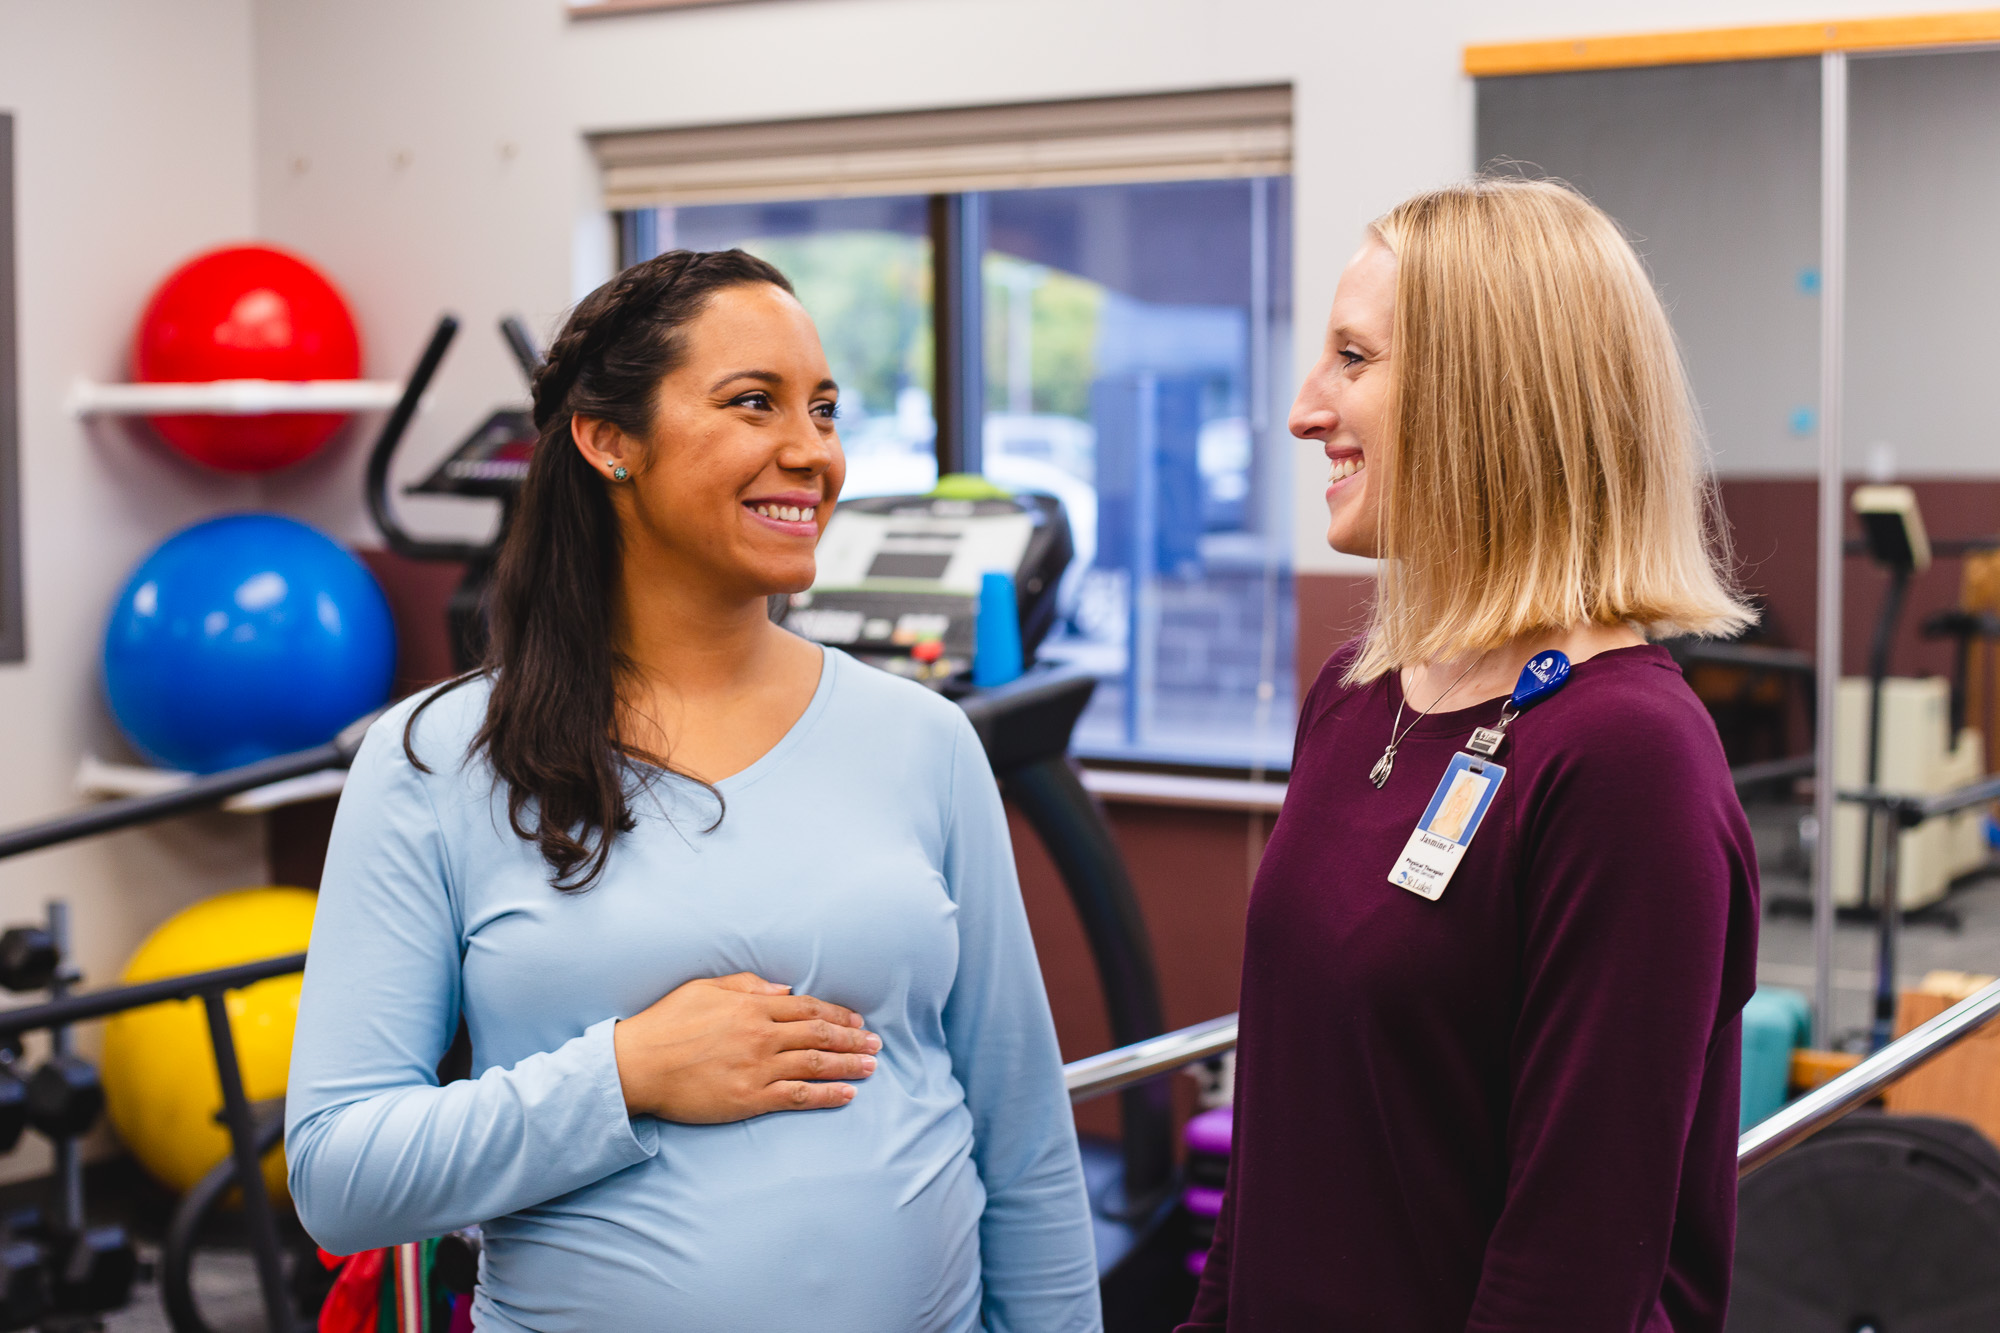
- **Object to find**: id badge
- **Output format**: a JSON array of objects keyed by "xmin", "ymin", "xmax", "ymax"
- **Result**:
[{"xmin": 1388, "ymin": 752, "xmax": 1505, "ymax": 901}]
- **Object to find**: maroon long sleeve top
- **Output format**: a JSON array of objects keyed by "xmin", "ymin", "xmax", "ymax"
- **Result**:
[{"xmin": 1182, "ymin": 643, "xmax": 1759, "ymax": 1332}]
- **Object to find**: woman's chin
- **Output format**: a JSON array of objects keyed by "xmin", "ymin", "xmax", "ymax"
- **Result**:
[{"xmin": 1324, "ymin": 522, "xmax": 1378, "ymax": 560}]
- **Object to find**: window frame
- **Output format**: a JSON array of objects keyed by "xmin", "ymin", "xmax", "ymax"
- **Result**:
[
  {"xmin": 613, "ymin": 176, "xmax": 1296, "ymax": 774},
  {"xmin": 0, "ymin": 112, "xmax": 21, "ymax": 663}
]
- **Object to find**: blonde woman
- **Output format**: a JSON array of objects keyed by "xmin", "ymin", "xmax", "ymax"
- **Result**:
[{"xmin": 1182, "ymin": 179, "xmax": 1760, "ymax": 1332}]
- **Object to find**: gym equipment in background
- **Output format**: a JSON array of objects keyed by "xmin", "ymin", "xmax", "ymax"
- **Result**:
[
  {"xmin": 102, "ymin": 887, "xmax": 315, "ymax": 1200},
  {"xmin": 787, "ymin": 480, "xmax": 1071, "ymax": 690},
  {"xmin": 1740, "ymin": 987, "xmax": 1812, "ymax": 1131},
  {"xmin": 102, "ymin": 514, "xmax": 395, "ymax": 774},
  {"xmin": 0, "ymin": 902, "xmax": 142, "ymax": 1331},
  {"xmin": 1831, "ymin": 676, "xmax": 1987, "ymax": 910},
  {"xmin": 365, "ymin": 314, "xmax": 540, "ymax": 671},
  {"xmin": 133, "ymin": 245, "xmax": 363, "ymax": 472},
  {"xmin": 1730, "ymin": 1112, "xmax": 2000, "ymax": 1332},
  {"xmin": 1180, "ymin": 1106, "xmax": 1229, "ymax": 1278}
]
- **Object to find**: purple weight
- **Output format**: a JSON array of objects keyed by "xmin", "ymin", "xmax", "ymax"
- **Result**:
[
  {"xmin": 1186, "ymin": 1250, "xmax": 1209, "ymax": 1277},
  {"xmin": 1183, "ymin": 1105, "xmax": 1233, "ymax": 1156},
  {"xmin": 1181, "ymin": 1184, "xmax": 1224, "ymax": 1218}
]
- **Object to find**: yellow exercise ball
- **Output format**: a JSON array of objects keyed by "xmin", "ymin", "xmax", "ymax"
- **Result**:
[{"xmin": 102, "ymin": 887, "xmax": 315, "ymax": 1199}]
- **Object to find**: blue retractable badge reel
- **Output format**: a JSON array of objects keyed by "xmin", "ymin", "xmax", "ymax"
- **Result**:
[
  {"xmin": 1465, "ymin": 650, "xmax": 1571, "ymax": 762},
  {"xmin": 1512, "ymin": 651, "xmax": 1571, "ymax": 710}
]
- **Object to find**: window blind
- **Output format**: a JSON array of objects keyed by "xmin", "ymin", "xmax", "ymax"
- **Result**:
[{"xmin": 590, "ymin": 85, "xmax": 1291, "ymax": 210}]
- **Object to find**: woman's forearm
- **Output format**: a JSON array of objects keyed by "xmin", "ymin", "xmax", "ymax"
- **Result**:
[{"xmin": 288, "ymin": 1016, "xmax": 657, "ymax": 1254}]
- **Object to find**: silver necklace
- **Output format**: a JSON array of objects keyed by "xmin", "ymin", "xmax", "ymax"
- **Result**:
[{"xmin": 1369, "ymin": 656, "xmax": 1482, "ymax": 789}]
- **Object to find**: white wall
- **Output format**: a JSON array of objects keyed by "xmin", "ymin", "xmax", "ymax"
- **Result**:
[
  {"xmin": 1849, "ymin": 47, "xmax": 2000, "ymax": 477},
  {"xmin": 247, "ymin": 0, "xmax": 1972, "ymax": 579},
  {"xmin": 0, "ymin": 0, "xmax": 264, "ymax": 1181},
  {"xmin": 1477, "ymin": 59, "xmax": 1825, "ymax": 479}
]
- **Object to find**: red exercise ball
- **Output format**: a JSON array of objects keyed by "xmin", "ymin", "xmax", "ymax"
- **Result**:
[{"xmin": 133, "ymin": 245, "xmax": 362, "ymax": 472}]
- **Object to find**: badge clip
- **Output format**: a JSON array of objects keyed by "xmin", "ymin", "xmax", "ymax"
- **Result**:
[{"xmin": 1461, "ymin": 651, "xmax": 1572, "ymax": 764}]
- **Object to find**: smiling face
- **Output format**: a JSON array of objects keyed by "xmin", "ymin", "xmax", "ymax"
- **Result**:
[
  {"xmin": 1289, "ymin": 239, "xmax": 1396, "ymax": 557},
  {"xmin": 574, "ymin": 282, "xmax": 845, "ymax": 601}
]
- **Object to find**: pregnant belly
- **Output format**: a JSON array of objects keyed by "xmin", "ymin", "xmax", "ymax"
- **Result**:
[{"xmin": 471, "ymin": 1120, "xmax": 987, "ymax": 1333}]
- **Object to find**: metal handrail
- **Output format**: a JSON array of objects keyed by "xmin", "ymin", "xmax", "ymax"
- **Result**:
[
  {"xmin": 1058, "ymin": 980, "xmax": 2000, "ymax": 1179},
  {"xmin": 1064, "ymin": 1013, "xmax": 1237, "ymax": 1103},
  {"xmin": 0, "ymin": 710, "xmax": 380, "ymax": 865},
  {"xmin": 1739, "ymin": 974, "xmax": 2000, "ymax": 1176},
  {"xmin": 1838, "ymin": 772, "xmax": 2000, "ymax": 826}
]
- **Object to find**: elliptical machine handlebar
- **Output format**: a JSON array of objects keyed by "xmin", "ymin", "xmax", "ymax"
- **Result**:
[
  {"xmin": 365, "ymin": 314, "xmax": 490, "ymax": 565},
  {"xmin": 500, "ymin": 314, "xmax": 543, "ymax": 384}
]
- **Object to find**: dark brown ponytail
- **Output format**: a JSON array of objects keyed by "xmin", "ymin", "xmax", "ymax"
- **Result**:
[{"xmin": 406, "ymin": 249, "xmax": 795, "ymax": 890}]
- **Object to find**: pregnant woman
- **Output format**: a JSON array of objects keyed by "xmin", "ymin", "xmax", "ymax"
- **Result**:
[
  {"xmin": 1184, "ymin": 179, "xmax": 1761, "ymax": 1331},
  {"xmin": 286, "ymin": 249, "xmax": 1100, "ymax": 1332}
]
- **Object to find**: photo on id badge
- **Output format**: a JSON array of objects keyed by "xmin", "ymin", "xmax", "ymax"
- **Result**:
[{"xmin": 1389, "ymin": 753, "xmax": 1505, "ymax": 901}]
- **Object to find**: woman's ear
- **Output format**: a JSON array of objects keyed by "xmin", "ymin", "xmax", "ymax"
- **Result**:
[{"xmin": 571, "ymin": 414, "xmax": 636, "ymax": 482}]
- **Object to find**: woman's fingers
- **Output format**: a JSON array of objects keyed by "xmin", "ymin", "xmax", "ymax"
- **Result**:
[
  {"xmin": 772, "ymin": 1017, "xmax": 881, "ymax": 1055},
  {"xmin": 708, "ymin": 972, "xmax": 792, "ymax": 996},
  {"xmin": 771, "ymin": 1048, "xmax": 878, "ymax": 1083},
  {"xmin": 764, "ymin": 1080, "xmax": 859, "ymax": 1112},
  {"xmin": 765, "ymin": 993, "xmax": 864, "ymax": 1028}
]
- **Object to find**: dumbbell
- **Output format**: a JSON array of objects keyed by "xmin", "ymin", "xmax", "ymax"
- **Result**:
[
  {"xmin": 46, "ymin": 1225, "xmax": 137, "ymax": 1316},
  {"xmin": 0, "ymin": 930, "xmax": 57, "ymax": 994},
  {"xmin": 25, "ymin": 1056, "xmax": 102, "ymax": 1141},
  {"xmin": 0, "ymin": 1043, "xmax": 25, "ymax": 1154},
  {"xmin": 0, "ymin": 1236, "xmax": 46, "ymax": 1332}
]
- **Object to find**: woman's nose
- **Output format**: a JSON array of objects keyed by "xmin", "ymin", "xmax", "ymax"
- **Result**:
[
  {"xmin": 779, "ymin": 422, "xmax": 836, "ymax": 474},
  {"xmin": 1290, "ymin": 372, "xmax": 1338, "ymax": 441}
]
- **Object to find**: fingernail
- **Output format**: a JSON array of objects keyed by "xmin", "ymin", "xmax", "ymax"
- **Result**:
[
  {"xmin": 866, "ymin": 1034, "xmax": 882, "ymax": 1053},
  {"xmin": 842, "ymin": 1085, "xmax": 856, "ymax": 1100},
  {"xmin": 860, "ymin": 1056, "xmax": 877, "ymax": 1073}
]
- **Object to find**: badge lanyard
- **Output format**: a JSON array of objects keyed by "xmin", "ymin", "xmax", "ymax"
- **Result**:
[{"xmin": 1387, "ymin": 651, "xmax": 1571, "ymax": 901}]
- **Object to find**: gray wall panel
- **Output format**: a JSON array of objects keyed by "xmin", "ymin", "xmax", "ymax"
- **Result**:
[
  {"xmin": 1476, "ymin": 61, "xmax": 1822, "ymax": 477},
  {"xmin": 1849, "ymin": 49, "xmax": 2000, "ymax": 478}
]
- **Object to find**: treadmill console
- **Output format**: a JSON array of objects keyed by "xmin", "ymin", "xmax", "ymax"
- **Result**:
[
  {"xmin": 784, "ymin": 491, "xmax": 1072, "ymax": 689},
  {"xmin": 406, "ymin": 408, "xmax": 537, "ymax": 501}
]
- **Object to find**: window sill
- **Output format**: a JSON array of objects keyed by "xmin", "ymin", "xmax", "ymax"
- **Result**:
[{"xmin": 1078, "ymin": 766, "xmax": 1286, "ymax": 813}]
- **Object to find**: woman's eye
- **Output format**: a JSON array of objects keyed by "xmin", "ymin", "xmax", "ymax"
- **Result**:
[
  {"xmin": 1339, "ymin": 349, "xmax": 1365, "ymax": 369},
  {"xmin": 731, "ymin": 392, "xmax": 774, "ymax": 411},
  {"xmin": 813, "ymin": 402, "xmax": 840, "ymax": 421}
]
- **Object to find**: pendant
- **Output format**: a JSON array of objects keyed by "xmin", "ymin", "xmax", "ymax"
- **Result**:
[{"xmin": 1369, "ymin": 746, "xmax": 1396, "ymax": 789}]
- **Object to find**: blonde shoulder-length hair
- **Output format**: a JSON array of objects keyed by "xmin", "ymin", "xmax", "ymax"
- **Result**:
[{"xmin": 1346, "ymin": 176, "xmax": 1752, "ymax": 685}]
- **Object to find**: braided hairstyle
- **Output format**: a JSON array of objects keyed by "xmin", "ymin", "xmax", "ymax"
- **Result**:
[{"xmin": 407, "ymin": 248, "xmax": 796, "ymax": 891}]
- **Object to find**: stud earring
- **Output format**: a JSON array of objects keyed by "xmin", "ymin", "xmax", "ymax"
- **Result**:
[{"xmin": 611, "ymin": 466, "xmax": 629, "ymax": 482}]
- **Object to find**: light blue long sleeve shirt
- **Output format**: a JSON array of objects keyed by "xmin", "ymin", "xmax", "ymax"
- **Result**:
[{"xmin": 285, "ymin": 646, "xmax": 1101, "ymax": 1332}]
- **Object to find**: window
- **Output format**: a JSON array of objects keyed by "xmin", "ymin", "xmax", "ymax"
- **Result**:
[{"xmin": 607, "ymin": 92, "xmax": 1293, "ymax": 769}]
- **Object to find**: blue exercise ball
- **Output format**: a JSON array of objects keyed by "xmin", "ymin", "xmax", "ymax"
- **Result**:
[{"xmin": 103, "ymin": 514, "xmax": 396, "ymax": 773}]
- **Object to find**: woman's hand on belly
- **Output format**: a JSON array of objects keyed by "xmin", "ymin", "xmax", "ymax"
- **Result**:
[{"xmin": 612, "ymin": 972, "xmax": 882, "ymax": 1123}]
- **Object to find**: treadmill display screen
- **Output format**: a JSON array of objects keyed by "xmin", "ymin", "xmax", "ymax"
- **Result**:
[{"xmin": 866, "ymin": 551, "xmax": 954, "ymax": 580}]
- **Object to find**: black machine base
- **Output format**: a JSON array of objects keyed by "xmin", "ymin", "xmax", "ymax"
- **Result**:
[{"xmin": 1730, "ymin": 1112, "xmax": 2000, "ymax": 1331}]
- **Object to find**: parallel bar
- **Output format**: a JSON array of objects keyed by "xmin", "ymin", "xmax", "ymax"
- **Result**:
[
  {"xmin": 1740, "ymin": 976, "xmax": 2000, "ymax": 1176},
  {"xmin": 0, "ymin": 743, "xmax": 347, "ymax": 862},
  {"xmin": 0, "ymin": 954, "xmax": 305, "ymax": 1036},
  {"xmin": 203, "ymin": 989, "xmax": 297, "ymax": 1333},
  {"xmin": 1833, "ymin": 772, "xmax": 2000, "ymax": 822},
  {"xmin": 1921, "ymin": 772, "xmax": 2000, "ymax": 819},
  {"xmin": 1065, "ymin": 1013, "xmax": 1238, "ymax": 1103},
  {"xmin": 1811, "ymin": 50, "xmax": 1848, "ymax": 1049},
  {"xmin": 1730, "ymin": 755, "xmax": 1815, "ymax": 791}
]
